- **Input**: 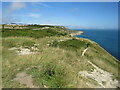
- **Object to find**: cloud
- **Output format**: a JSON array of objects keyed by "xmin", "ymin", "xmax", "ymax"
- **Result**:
[
  {"xmin": 70, "ymin": 8, "xmax": 79, "ymax": 12},
  {"xmin": 29, "ymin": 13, "xmax": 41, "ymax": 18},
  {"xmin": 2, "ymin": 2, "xmax": 26, "ymax": 24},
  {"xmin": 7, "ymin": 2, "xmax": 26, "ymax": 14},
  {"xmin": 31, "ymin": 2, "xmax": 51, "ymax": 8},
  {"xmin": 2, "ymin": 16, "xmax": 21, "ymax": 24},
  {"xmin": 38, "ymin": 3, "xmax": 51, "ymax": 7},
  {"xmin": 2, "ymin": 0, "xmax": 59, "ymax": 2}
]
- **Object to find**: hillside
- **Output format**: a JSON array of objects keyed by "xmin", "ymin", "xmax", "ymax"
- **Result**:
[{"xmin": 2, "ymin": 25, "xmax": 119, "ymax": 88}]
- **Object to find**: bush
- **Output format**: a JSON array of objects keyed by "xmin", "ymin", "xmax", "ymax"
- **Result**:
[
  {"xmin": 51, "ymin": 38, "xmax": 89, "ymax": 51},
  {"xmin": 2, "ymin": 29, "xmax": 67, "ymax": 38}
]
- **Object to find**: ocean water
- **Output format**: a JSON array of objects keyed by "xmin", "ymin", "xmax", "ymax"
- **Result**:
[{"xmin": 76, "ymin": 29, "xmax": 118, "ymax": 60}]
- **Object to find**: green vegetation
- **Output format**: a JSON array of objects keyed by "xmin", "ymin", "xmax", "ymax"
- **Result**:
[
  {"xmin": 50, "ymin": 38, "xmax": 90, "ymax": 51},
  {"xmin": 2, "ymin": 29, "xmax": 67, "ymax": 38},
  {"xmin": 27, "ymin": 61, "xmax": 75, "ymax": 88},
  {"xmin": 2, "ymin": 25, "xmax": 119, "ymax": 88},
  {"xmin": 2, "ymin": 38, "xmax": 35, "ymax": 48}
]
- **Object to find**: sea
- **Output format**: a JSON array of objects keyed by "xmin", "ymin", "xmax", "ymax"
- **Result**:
[{"xmin": 75, "ymin": 29, "xmax": 119, "ymax": 60}]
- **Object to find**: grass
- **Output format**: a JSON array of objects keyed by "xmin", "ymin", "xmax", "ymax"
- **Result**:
[
  {"xmin": 2, "ymin": 37, "xmax": 36, "ymax": 48},
  {"xmin": 2, "ymin": 37, "xmax": 93, "ymax": 88},
  {"xmin": 27, "ymin": 61, "xmax": 75, "ymax": 88},
  {"xmin": 50, "ymin": 38, "xmax": 90, "ymax": 51},
  {"xmin": 2, "ymin": 28, "xmax": 119, "ymax": 88},
  {"xmin": 86, "ymin": 77, "xmax": 99, "ymax": 86},
  {"xmin": 84, "ymin": 42, "xmax": 119, "ymax": 79},
  {"xmin": 2, "ymin": 29, "xmax": 67, "ymax": 39},
  {"xmin": 102, "ymin": 81, "xmax": 106, "ymax": 85}
]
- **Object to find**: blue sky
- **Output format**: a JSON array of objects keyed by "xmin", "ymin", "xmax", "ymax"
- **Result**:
[{"xmin": 2, "ymin": 2, "xmax": 118, "ymax": 29}]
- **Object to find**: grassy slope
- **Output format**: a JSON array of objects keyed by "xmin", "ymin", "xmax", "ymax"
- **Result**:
[
  {"xmin": 2, "ymin": 27, "xmax": 119, "ymax": 88},
  {"xmin": 2, "ymin": 29, "xmax": 67, "ymax": 38}
]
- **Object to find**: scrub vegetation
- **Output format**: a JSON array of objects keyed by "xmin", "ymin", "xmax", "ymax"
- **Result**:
[{"xmin": 2, "ymin": 25, "xmax": 119, "ymax": 88}]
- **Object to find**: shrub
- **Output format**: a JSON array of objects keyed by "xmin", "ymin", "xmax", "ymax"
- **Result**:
[
  {"xmin": 51, "ymin": 38, "xmax": 89, "ymax": 51},
  {"xmin": 2, "ymin": 29, "xmax": 67, "ymax": 38}
]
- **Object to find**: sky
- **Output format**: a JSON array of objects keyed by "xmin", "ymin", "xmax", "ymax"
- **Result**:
[{"xmin": 2, "ymin": 2, "xmax": 118, "ymax": 29}]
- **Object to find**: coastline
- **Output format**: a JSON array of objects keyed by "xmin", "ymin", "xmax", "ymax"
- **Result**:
[
  {"xmin": 70, "ymin": 31, "xmax": 83, "ymax": 36},
  {"xmin": 2, "ymin": 26, "xmax": 119, "ymax": 88},
  {"xmin": 76, "ymin": 29, "xmax": 118, "ymax": 60}
]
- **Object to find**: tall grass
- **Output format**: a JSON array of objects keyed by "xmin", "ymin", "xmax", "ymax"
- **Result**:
[{"xmin": 2, "ymin": 33, "xmax": 119, "ymax": 88}]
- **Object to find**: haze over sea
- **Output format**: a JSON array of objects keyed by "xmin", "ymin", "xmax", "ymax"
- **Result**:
[{"xmin": 76, "ymin": 29, "xmax": 118, "ymax": 60}]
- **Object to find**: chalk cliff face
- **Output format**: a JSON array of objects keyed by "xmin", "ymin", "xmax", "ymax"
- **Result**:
[{"xmin": 2, "ymin": 25, "xmax": 119, "ymax": 88}]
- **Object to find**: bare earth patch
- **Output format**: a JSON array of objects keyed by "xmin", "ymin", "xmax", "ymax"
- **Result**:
[
  {"xmin": 16, "ymin": 48, "xmax": 36, "ymax": 55},
  {"xmin": 79, "ymin": 61, "xmax": 119, "ymax": 88},
  {"xmin": 8, "ymin": 47, "xmax": 38, "ymax": 55},
  {"xmin": 13, "ymin": 72, "xmax": 35, "ymax": 88}
]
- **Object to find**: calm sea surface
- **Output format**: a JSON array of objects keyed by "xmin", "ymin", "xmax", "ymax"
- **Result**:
[{"xmin": 76, "ymin": 29, "xmax": 118, "ymax": 60}]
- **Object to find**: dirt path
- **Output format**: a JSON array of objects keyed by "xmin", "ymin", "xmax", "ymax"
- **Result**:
[
  {"xmin": 57, "ymin": 38, "xmax": 71, "ymax": 42},
  {"xmin": 82, "ymin": 47, "xmax": 89, "ymax": 56},
  {"xmin": 79, "ymin": 61, "xmax": 119, "ymax": 88},
  {"xmin": 14, "ymin": 72, "xmax": 35, "ymax": 88}
]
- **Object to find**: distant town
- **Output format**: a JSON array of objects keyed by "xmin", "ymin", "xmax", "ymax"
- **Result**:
[{"xmin": 2, "ymin": 23, "xmax": 65, "ymax": 30}]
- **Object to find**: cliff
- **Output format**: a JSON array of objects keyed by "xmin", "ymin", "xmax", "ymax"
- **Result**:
[{"xmin": 2, "ymin": 25, "xmax": 119, "ymax": 88}]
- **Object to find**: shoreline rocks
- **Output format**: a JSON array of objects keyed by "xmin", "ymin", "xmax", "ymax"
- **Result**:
[{"xmin": 70, "ymin": 31, "xmax": 83, "ymax": 36}]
